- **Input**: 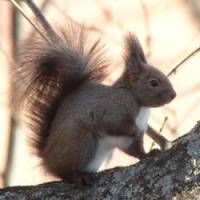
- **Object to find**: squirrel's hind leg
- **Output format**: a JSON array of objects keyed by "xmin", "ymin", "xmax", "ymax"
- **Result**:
[
  {"xmin": 42, "ymin": 128, "xmax": 97, "ymax": 186},
  {"xmin": 64, "ymin": 171, "xmax": 96, "ymax": 187}
]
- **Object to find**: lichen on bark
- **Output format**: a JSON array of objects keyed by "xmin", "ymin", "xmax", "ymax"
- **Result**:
[{"xmin": 1, "ymin": 122, "xmax": 200, "ymax": 200}]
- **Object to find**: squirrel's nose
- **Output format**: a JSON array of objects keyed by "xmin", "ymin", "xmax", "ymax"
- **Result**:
[
  {"xmin": 161, "ymin": 89, "xmax": 176, "ymax": 103},
  {"xmin": 171, "ymin": 90, "xmax": 176, "ymax": 100}
]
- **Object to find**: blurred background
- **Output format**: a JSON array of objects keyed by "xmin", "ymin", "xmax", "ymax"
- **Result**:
[{"xmin": 1, "ymin": 0, "xmax": 200, "ymax": 187}]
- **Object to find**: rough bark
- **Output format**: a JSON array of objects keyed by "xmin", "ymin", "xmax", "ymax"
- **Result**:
[{"xmin": 1, "ymin": 122, "xmax": 200, "ymax": 200}]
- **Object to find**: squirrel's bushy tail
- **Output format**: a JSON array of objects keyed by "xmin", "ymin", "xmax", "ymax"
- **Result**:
[{"xmin": 15, "ymin": 25, "xmax": 107, "ymax": 157}]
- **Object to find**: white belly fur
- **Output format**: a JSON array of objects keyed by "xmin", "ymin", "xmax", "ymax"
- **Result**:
[
  {"xmin": 135, "ymin": 107, "xmax": 150, "ymax": 132},
  {"xmin": 86, "ymin": 107, "xmax": 149, "ymax": 172},
  {"xmin": 86, "ymin": 136, "xmax": 133, "ymax": 172}
]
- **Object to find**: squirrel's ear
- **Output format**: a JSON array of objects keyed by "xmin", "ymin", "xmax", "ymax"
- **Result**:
[{"xmin": 124, "ymin": 34, "xmax": 146, "ymax": 74}]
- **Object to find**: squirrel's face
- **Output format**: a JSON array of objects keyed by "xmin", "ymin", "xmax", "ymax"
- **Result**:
[
  {"xmin": 126, "ymin": 64, "xmax": 176, "ymax": 107},
  {"xmin": 124, "ymin": 34, "xmax": 176, "ymax": 107}
]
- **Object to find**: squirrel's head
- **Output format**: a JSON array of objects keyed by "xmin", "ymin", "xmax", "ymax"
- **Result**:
[{"xmin": 124, "ymin": 34, "xmax": 176, "ymax": 107}]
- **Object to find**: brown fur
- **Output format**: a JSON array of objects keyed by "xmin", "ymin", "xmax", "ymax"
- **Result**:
[
  {"xmin": 15, "ymin": 30, "xmax": 176, "ymax": 183},
  {"xmin": 14, "ymin": 1, "xmax": 176, "ymax": 185},
  {"xmin": 15, "ymin": 25, "xmax": 108, "ymax": 157}
]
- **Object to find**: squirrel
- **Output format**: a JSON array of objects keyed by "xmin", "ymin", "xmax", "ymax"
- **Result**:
[{"xmin": 14, "ymin": 0, "xmax": 176, "ymax": 186}]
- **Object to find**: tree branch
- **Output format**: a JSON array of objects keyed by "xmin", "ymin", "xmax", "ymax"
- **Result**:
[{"xmin": 1, "ymin": 122, "xmax": 200, "ymax": 199}]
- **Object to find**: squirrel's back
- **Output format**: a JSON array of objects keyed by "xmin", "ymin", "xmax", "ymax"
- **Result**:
[{"xmin": 15, "ymin": 24, "xmax": 108, "ymax": 157}]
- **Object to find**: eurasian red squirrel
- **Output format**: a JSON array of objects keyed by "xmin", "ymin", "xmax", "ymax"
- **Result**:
[{"xmin": 14, "ymin": 0, "xmax": 176, "ymax": 185}]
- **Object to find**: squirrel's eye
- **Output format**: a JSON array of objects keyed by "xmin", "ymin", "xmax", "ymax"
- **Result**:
[{"xmin": 149, "ymin": 79, "xmax": 159, "ymax": 87}]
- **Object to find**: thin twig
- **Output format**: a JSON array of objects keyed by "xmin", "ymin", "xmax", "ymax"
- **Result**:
[
  {"xmin": 25, "ymin": 0, "xmax": 57, "ymax": 40},
  {"xmin": 8, "ymin": 0, "xmax": 50, "ymax": 43},
  {"xmin": 159, "ymin": 117, "xmax": 168, "ymax": 134},
  {"xmin": 167, "ymin": 46, "xmax": 200, "ymax": 77}
]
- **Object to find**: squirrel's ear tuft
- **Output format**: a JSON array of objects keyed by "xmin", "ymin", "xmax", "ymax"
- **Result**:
[{"xmin": 124, "ymin": 33, "xmax": 146, "ymax": 74}]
